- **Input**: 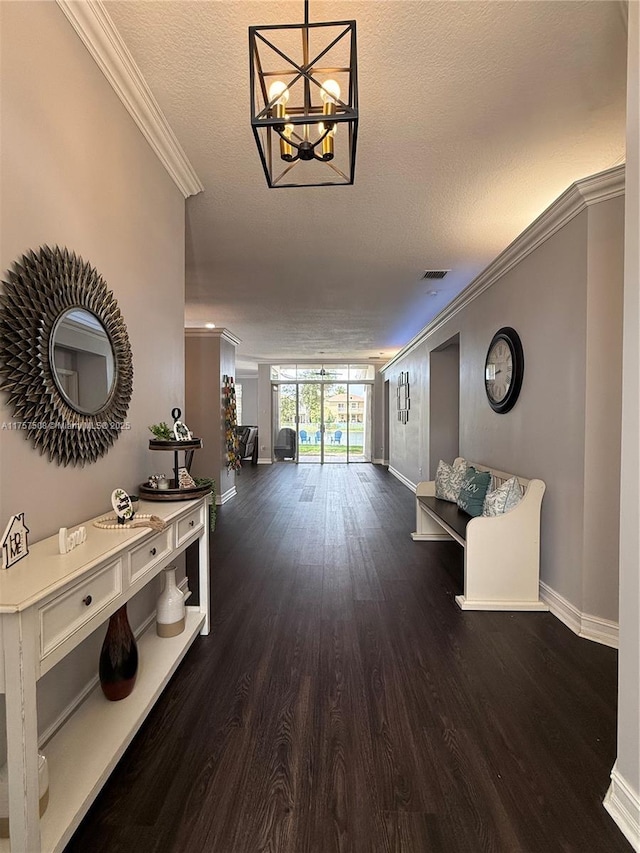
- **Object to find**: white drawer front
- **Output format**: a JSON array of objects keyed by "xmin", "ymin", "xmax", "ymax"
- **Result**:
[
  {"xmin": 128, "ymin": 529, "xmax": 172, "ymax": 584},
  {"xmin": 40, "ymin": 560, "xmax": 122, "ymax": 659},
  {"xmin": 176, "ymin": 505, "xmax": 204, "ymax": 547}
]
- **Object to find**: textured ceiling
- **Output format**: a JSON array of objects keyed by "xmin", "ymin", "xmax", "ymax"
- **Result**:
[{"xmin": 105, "ymin": 1, "xmax": 627, "ymax": 369}]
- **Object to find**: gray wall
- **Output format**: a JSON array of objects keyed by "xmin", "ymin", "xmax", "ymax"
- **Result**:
[
  {"xmin": 386, "ymin": 194, "xmax": 624, "ymax": 625},
  {"xmin": 372, "ymin": 365, "xmax": 386, "ymax": 462},
  {"xmin": 185, "ymin": 331, "xmax": 238, "ymax": 501},
  {"xmin": 237, "ymin": 376, "xmax": 259, "ymax": 426},
  {"xmin": 613, "ymin": 0, "xmax": 640, "ymax": 818},
  {"xmin": 429, "ymin": 341, "xmax": 460, "ymax": 479},
  {"xmin": 0, "ymin": 1, "xmax": 186, "ymax": 539},
  {"xmin": 582, "ymin": 200, "xmax": 624, "ymax": 618},
  {"xmin": 0, "ymin": 1, "xmax": 186, "ymax": 749}
]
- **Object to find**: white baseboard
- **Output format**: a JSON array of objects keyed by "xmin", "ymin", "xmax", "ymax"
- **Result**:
[
  {"xmin": 539, "ymin": 581, "xmax": 619, "ymax": 648},
  {"xmin": 456, "ymin": 594, "xmax": 549, "ymax": 612},
  {"xmin": 604, "ymin": 764, "xmax": 640, "ymax": 851},
  {"xmin": 388, "ymin": 466, "xmax": 417, "ymax": 493},
  {"xmin": 580, "ymin": 612, "xmax": 620, "ymax": 648},
  {"xmin": 217, "ymin": 486, "xmax": 237, "ymax": 505},
  {"xmin": 539, "ymin": 580, "xmax": 582, "ymax": 635}
]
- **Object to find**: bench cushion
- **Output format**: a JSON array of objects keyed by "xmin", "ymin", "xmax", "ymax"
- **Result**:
[{"xmin": 418, "ymin": 496, "xmax": 472, "ymax": 541}]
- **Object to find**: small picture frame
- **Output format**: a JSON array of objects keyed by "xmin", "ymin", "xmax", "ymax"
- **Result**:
[
  {"xmin": 173, "ymin": 420, "xmax": 192, "ymax": 441},
  {"xmin": 178, "ymin": 467, "xmax": 196, "ymax": 489}
]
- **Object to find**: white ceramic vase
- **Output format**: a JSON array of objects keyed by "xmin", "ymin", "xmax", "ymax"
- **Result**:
[
  {"xmin": 156, "ymin": 565, "xmax": 186, "ymax": 637},
  {"xmin": 0, "ymin": 753, "xmax": 48, "ymax": 837}
]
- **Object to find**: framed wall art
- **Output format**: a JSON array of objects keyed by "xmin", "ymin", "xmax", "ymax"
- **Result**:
[{"xmin": 397, "ymin": 371, "xmax": 410, "ymax": 424}]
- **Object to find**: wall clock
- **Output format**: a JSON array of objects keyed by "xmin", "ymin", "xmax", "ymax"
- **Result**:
[{"xmin": 484, "ymin": 327, "xmax": 524, "ymax": 413}]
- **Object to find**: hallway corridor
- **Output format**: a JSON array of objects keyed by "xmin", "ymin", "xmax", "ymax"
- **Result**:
[{"xmin": 66, "ymin": 464, "xmax": 630, "ymax": 852}]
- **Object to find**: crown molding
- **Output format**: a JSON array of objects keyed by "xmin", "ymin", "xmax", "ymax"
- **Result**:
[
  {"xmin": 381, "ymin": 164, "xmax": 625, "ymax": 372},
  {"xmin": 185, "ymin": 328, "xmax": 242, "ymax": 347},
  {"xmin": 56, "ymin": 0, "xmax": 204, "ymax": 198}
]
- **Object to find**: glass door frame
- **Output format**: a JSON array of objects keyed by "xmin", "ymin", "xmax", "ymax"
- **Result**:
[{"xmin": 272, "ymin": 377, "xmax": 373, "ymax": 464}]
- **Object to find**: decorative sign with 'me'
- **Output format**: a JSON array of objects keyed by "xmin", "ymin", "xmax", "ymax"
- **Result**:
[{"xmin": 1, "ymin": 512, "xmax": 30, "ymax": 569}]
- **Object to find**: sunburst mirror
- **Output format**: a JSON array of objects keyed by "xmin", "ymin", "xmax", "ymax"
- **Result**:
[{"xmin": 0, "ymin": 245, "xmax": 133, "ymax": 466}]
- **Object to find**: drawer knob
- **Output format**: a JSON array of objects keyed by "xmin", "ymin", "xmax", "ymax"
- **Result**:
[
  {"xmin": 83, "ymin": 595, "xmax": 93, "ymax": 606},
  {"xmin": 150, "ymin": 547, "xmax": 157, "ymax": 556},
  {"xmin": 189, "ymin": 520, "xmax": 195, "ymax": 527}
]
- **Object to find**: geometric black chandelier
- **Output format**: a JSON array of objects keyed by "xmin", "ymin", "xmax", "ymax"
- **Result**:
[{"xmin": 249, "ymin": 1, "xmax": 358, "ymax": 188}]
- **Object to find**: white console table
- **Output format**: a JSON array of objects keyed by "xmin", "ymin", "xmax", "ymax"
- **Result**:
[{"xmin": 0, "ymin": 497, "xmax": 210, "ymax": 853}]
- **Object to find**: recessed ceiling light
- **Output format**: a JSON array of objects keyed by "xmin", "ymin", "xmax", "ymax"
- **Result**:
[
  {"xmin": 205, "ymin": 323, "xmax": 216, "ymax": 329},
  {"xmin": 429, "ymin": 290, "xmax": 439, "ymax": 296}
]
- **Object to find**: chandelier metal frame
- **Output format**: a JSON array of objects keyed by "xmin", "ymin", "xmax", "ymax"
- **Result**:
[{"xmin": 249, "ymin": 1, "xmax": 358, "ymax": 188}]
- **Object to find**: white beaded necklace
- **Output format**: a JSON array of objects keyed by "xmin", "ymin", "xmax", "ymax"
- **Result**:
[{"xmin": 94, "ymin": 514, "xmax": 167, "ymax": 531}]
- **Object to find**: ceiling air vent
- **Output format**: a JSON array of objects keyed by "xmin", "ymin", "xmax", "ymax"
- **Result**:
[{"xmin": 422, "ymin": 270, "xmax": 450, "ymax": 280}]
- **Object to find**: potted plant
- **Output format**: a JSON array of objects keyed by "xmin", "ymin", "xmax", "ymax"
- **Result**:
[{"xmin": 148, "ymin": 422, "xmax": 174, "ymax": 441}]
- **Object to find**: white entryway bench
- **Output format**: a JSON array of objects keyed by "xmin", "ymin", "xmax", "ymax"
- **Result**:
[{"xmin": 412, "ymin": 459, "xmax": 548, "ymax": 611}]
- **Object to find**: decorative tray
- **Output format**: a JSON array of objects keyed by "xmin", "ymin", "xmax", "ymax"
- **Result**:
[
  {"xmin": 148, "ymin": 438, "xmax": 202, "ymax": 451},
  {"xmin": 138, "ymin": 482, "xmax": 211, "ymax": 501}
]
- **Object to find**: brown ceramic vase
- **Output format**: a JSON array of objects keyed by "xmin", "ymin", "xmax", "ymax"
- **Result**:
[{"xmin": 99, "ymin": 604, "xmax": 138, "ymax": 701}]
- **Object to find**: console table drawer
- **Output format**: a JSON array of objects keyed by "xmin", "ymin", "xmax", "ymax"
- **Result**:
[
  {"xmin": 128, "ymin": 528, "xmax": 172, "ymax": 584},
  {"xmin": 176, "ymin": 505, "xmax": 204, "ymax": 546},
  {"xmin": 39, "ymin": 559, "xmax": 122, "ymax": 659}
]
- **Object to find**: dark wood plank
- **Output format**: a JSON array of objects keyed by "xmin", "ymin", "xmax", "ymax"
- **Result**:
[
  {"xmin": 418, "ymin": 495, "xmax": 470, "ymax": 540},
  {"xmin": 65, "ymin": 463, "xmax": 632, "ymax": 853}
]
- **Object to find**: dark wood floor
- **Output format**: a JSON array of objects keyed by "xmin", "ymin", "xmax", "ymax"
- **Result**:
[{"xmin": 66, "ymin": 463, "xmax": 631, "ymax": 852}]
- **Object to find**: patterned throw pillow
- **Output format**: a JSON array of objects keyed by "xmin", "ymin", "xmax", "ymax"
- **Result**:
[
  {"xmin": 482, "ymin": 476, "xmax": 523, "ymax": 517},
  {"xmin": 457, "ymin": 466, "xmax": 492, "ymax": 517},
  {"xmin": 435, "ymin": 458, "xmax": 467, "ymax": 502}
]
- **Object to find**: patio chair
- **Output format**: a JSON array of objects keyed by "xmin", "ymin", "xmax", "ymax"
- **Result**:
[
  {"xmin": 332, "ymin": 430, "xmax": 342, "ymax": 445},
  {"xmin": 299, "ymin": 429, "xmax": 310, "ymax": 444},
  {"xmin": 274, "ymin": 427, "xmax": 296, "ymax": 460},
  {"xmin": 315, "ymin": 430, "xmax": 322, "ymax": 443},
  {"xmin": 235, "ymin": 425, "xmax": 258, "ymax": 464}
]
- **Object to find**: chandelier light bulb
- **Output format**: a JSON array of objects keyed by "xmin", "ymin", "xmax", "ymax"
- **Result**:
[
  {"xmin": 268, "ymin": 80, "xmax": 290, "ymax": 105},
  {"xmin": 279, "ymin": 115, "xmax": 294, "ymax": 161},
  {"xmin": 318, "ymin": 121, "xmax": 337, "ymax": 137},
  {"xmin": 320, "ymin": 79, "xmax": 341, "ymax": 105}
]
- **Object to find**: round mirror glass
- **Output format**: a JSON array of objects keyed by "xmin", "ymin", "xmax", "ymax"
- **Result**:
[{"xmin": 50, "ymin": 308, "xmax": 116, "ymax": 414}]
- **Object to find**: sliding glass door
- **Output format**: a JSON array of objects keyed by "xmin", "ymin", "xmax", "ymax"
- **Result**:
[
  {"xmin": 273, "ymin": 383, "xmax": 297, "ymax": 461},
  {"xmin": 344, "ymin": 383, "xmax": 372, "ymax": 462},
  {"xmin": 323, "ymin": 383, "xmax": 348, "ymax": 463},
  {"xmin": 272, "ymin": 365, "xmax": 374, "ymax": 464},
  {"xmin": 298, "ymin": 383, "xmax": 322, "ymax": 461}
]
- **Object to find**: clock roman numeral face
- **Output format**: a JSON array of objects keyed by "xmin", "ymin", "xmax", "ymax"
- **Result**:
[
  {"xmin": 484, "ymin": 328, "xmax": 524, "ymax": 413},
  {"xmin": 486, "ymin": 339, "xmax": 515, "ymax": 402}
]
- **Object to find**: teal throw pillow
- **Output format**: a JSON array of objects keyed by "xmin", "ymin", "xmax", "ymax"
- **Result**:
[{"xmin": 457, "ymin": 467, "xmax": 492, "ymax": 517}]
